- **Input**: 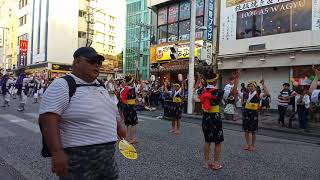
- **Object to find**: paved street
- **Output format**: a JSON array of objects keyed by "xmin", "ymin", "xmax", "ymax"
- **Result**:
[{"xmin": 0, "ymin": 98, "xmax": 320, "ymax": 180}]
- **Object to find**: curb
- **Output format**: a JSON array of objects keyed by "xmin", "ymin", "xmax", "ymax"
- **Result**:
[{"xmin": 138, "ymin": 112, "xmax": 320, "ymax": 138}]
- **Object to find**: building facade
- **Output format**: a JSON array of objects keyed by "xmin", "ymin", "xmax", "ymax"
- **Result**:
[
  {"xmin": 17, "ymin": 0, "xmax": 123, "ymax": 78},
  {"xmin": 0, "ymin": 0, "xmax": 19, "ymax": 73},
  {"xmin": 218, "ymin": 0, "xmax": 320, "ymax": 109},
  {"xmin": 147, "ymin": 0, "xmax": 217, "ymax": 83},
  {"xmin": 124, "ymin": 0, "xmax": 151, "ymax": 80}
]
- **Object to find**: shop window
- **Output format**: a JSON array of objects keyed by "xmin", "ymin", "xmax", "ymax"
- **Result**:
[
  {"xmin": 262, "ymin": 7, "xmax": 290, "ymax": 36},
  {"xmin": 168, "ymin": 23, "xmax": 178, "ymax": 42},
  {"xmin": 158, "ymin": 7, "xmax": 168, "ymax": 26},
  {"xmin": 237, "ymin": 12, "xmax": 262, "ymax": 39},
  {"xmin": 179, "ymin": 20, "xmax": 190, "ymax": 41},
  {"xmin": 79, "ymin": 10, "xmax": 87, "ymax": 17},
  {"xmin": 19, "ymin": 15, "xmax": 27, "ymax": 27},
  {"xmin": 19, "ymin": 0, "xmax": 28, "ymax": 9},
  {"xmin": 292, "ymin": 0, "xmax": 312, "ymax": 32},
  {"xmin": 179, "ymin": 1, "xmax": 191, "ymax": 20},
  {"xmin": 168, "ymin": 4, "xmax": 179, "ymax": 24},
  {"xmin": 78, "ymin": 31, "xmax": 86, "ymax": 38},
  {"xmin": 236, "ymin": 0, "xmax": 312, "ymax": 40},
  {"xmin": 158, "ymin": 25, "xmax": 167, "ymax": 44},
  {"xmin": 195, "ymin": 17, "xmax": 204, "ymax": 39}
]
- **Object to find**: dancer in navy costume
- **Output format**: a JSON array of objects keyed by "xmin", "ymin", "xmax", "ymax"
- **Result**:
[
  {"xmin": 242, "ymin": 79, "xmax": 270, "ymax": 151},
  {"xmin": 121, "ymin": 75, "xmax": 138, "ymax": 144},
  {"xmin": 164, "ymin": 81, "xmax": 184, "ymax": 134},
  {"xmin": 198, "ymin": 69, "xmax": 240, "ymax": 170}
]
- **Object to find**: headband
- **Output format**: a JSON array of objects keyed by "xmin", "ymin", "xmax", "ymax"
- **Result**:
[
  {"xmin": 248, "ymin": 81, "xmax": 257, "ymax": 88},
  {"xmin": 173, "ymin": 83, "xmax": 181, "ymax": 87},
  {"xmin": 126, "ymin": 77, "xmax": 134, "ymax": 85},
  {"xmin": 207, "ymin": 74, "xmax": 219, "ymax": 83}
]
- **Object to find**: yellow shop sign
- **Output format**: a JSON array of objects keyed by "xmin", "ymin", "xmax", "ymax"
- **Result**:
[{"xmin": 155, "ymin": 45, "xmax": 200, "ymax": 61}]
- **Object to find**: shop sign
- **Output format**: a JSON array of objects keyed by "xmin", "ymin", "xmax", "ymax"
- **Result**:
[
  {"xmin": 19, "ymin": 40, "xmax": 28, "ymax": 53},
  {"xmin": 156, "ymin": 45, "xmax": 200, "ymax": 61},
  {"xmin": 150, "ymin": 46, "xmax": 157, "ymax": 64},
  {"xmin": 18, "ymin": 54, "xmax": 27, "ymax": 67},
  {"xmin": 52, "ymin": 64, "xmax": 72, "ymax": 71},
  {"xmin": 205, "ymin": 42, "xmax": 213, "ymax": 65},
  {"xmin": 207, "ymin": 0, "xmax": 215, "ymax": 41}
]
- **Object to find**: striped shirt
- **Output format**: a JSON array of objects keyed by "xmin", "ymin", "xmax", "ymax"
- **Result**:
[
  {"xmin": 39, "ymin": 74, "xmax": 118, "ymax": 148},
  {"xmin": 278, "ymin": 89, "xmax": 295, "ymax": 107}
]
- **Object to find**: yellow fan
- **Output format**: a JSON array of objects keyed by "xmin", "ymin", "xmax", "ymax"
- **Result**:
[{"xmin": 118, "ymin": 139, "xmax": 138, "ymax": 160}]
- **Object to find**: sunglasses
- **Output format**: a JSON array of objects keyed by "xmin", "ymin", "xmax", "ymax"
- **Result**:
[{"xmin": 86, "ymin": 60, "xmax": 103, "ymax": 66}]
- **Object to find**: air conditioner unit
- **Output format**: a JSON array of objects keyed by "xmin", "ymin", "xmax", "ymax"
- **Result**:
[{"xmin": 249, "ymin": 44, "xmax": 266, "ymax": 51}]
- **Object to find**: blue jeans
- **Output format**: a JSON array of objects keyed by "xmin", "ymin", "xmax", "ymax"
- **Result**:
[{"xmin": 297, "ymin": 106, "xmax": 308, "ymax": 129}]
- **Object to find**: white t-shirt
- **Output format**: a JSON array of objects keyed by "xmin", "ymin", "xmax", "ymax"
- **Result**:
[
  {"xmin": 311, "ymin": 90, "xmax": 320, "ymax": 104},
  {"xmin": 39, "ymin": 74, "xmax": 118, "ymax": 148}
]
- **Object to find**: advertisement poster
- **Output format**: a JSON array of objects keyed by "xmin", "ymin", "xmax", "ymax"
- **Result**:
[
  {"xmin": 179, "ymin": 1, "xmax": 191, "ymax": 20},
  {"xmin": 155, "ymin": 44, "xmax": 201, "ymax": 61},
  {"xmin": 196, "ymin": 0, "xmax": 205, "ymax": 16},
  {"xmin": 168, "ymin": 4, "xmax": 179, "ymax": 23},
  {"xmin": 220, "ymin": 0, "xmax": 320, "ymax": 41},
  {"xmin": 158, "ymin": 7, "xmax": 167, "ymax": 26}
]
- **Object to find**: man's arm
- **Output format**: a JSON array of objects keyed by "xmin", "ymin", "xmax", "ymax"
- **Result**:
[
  {"xmin": 310, "ymin": 65, "xmax": 320, "ymax": 94},
  {"xmin": 39, "ymin": 113, "xmax": 63, "ymax": 154}
]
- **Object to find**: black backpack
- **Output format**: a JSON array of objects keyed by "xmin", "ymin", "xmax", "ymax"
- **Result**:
[{"xmin": 39, "ymin": 75, "xmax": 104, "ymax": 157}]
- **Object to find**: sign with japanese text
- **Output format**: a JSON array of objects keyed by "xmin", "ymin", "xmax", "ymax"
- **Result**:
[
  {"xmin": 155, "ymin": 44, "xmax": 201, "ymax": 61},
  {"xmin": 207, "ymin": 0, "xmax": 215, "ymax": 41},
  {"xmin": 220, "ymin": 0, "xmax": 320, "ymax": 41}
]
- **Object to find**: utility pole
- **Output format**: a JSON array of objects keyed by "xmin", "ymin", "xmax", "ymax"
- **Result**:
[
  {"xmin": 187, "ymin": 0, "xmax": 196, "ymax": 114},
  {"xmin": 136, "ymin": 25, "xmax": 142, "ymax": 80}
]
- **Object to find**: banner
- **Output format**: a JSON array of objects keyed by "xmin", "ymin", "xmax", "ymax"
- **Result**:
[
  {"xmin": 150, "ymin": 46, "xmax": 157, "ymax": 64},
  {"xmin": 207, "ymin": 0, "xmax": 215, "ymax": 41},
  {"xmin": 220, "ymin": 0, "xmax": 317, "ymax": 41},
  {"xmin": 155, "ymin": 44, "xmax": 200, "ymax": 61}
]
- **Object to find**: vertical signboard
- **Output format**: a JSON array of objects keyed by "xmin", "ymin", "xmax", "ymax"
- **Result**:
[
  {"xmin": 207, "ymin": 0, "xmax": 214, "ymax": 41},
  {"xmin": 19, "ymin": 40, "xmax": 28, "ymax": 67}
]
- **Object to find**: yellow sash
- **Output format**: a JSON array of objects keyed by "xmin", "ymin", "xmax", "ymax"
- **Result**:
[
  {"xmin": 203, "ymin": 105, "xmax": 220, "ymax": 113},
  {"xmin": 126, "ymin": 99, "xmax": 136, "ymax": 105},
  {"xmin": 173, "ymin": 97, "xmax": 183, "ymax": 103},
  {"xmin": 245, "ymin": 102, "xmax": 259, "ymax": 110}
]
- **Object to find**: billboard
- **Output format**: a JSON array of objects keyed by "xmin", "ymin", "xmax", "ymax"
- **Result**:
[
  {"xmin": 220, "ymin": 0, "xmax": 320, "ymax": 41},
  {"xmin": 155, "ymin": 44, "xmax": 201, "ymax": 61}
]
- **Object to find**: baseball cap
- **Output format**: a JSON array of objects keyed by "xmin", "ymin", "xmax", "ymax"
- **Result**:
[{"xmin": 73, "ymin": 47, "xmax": 104, "ymax": 62}]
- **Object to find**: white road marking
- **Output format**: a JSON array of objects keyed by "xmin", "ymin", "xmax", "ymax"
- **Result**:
[
  {"xmin": 1, "ymin": 114, "xmax": 40, "ymax": 133},
  {"xmin": 25, "ymin": 113, "xmax": 39, "ymax": 119}
]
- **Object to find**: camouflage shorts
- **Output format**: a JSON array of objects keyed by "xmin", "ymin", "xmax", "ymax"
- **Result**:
[{"xmin": 59, "ymin": 142, "xmax": 118, "ymax": 180}]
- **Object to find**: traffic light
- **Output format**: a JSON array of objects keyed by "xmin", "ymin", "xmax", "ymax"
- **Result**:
[{"xmin": 170, "ymin": 46, "xmax": 178, "ymax": 60}]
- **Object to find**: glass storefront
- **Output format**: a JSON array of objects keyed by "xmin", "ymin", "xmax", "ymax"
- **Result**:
[{"xmin": 236, "ymin": 0, "xmax": 312, "ymax": 39}]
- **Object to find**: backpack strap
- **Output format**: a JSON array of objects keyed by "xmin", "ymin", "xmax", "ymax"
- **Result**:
[{"xmin": 61, "ymin": 75, "xmax": 77, "ymax": 102}]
